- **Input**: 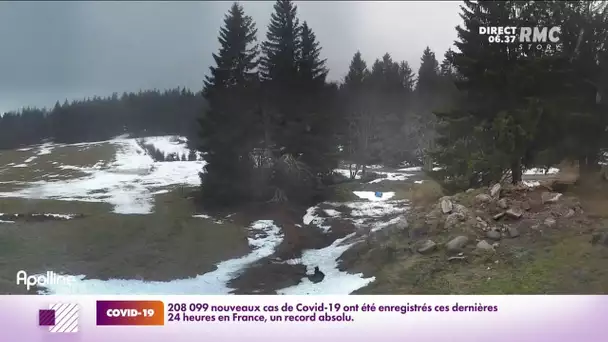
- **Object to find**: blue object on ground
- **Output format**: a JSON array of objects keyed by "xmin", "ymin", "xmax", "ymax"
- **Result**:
[{"xmin": 375, "ymin": 191, "xmax": 383, "ymax": 198}]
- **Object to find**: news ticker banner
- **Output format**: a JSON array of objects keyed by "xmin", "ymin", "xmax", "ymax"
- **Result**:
[{"xmin": 0, "ymin": 295, "xmax": 605, "ymax": 342}]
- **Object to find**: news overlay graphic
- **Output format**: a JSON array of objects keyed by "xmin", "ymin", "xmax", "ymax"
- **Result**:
[
  {"xmin": 38, "ymin": 303, "xmax": 79, "ymax": 333},
  {"xmin": 478, "ymin": 26, "xmax": 563, "ymax": 52},
  {"xmin": 0, "ymin": 295, "xmax": 605, "ymax": 341},
  {"xmin": 96, "ymin": 300, "xmax": 164, "ymax": 326}
]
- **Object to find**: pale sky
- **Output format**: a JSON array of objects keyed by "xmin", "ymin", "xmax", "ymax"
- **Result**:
[{"xmin": 0, "ymin": 1, "xmax": 463, "ymax": 113}]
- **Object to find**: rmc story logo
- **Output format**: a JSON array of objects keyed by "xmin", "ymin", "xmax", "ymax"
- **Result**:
[{"xmin": 479, "ymin": 26, "xmax": 563, "ymax": 53}]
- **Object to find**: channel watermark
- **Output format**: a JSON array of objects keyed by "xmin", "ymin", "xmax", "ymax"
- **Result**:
[
  {"xmin": 16, "ymin": 270, "xmax": 73, "ymax": 291},
  {"xmin": 479, "ymin": 26, "xmax": 563, "ymax": 53}
]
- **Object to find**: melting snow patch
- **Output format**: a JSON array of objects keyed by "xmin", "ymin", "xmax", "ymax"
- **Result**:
[
  {"xmin": 37, "ymin": 220, "xmax": 283, "ymax": 295},
  {"xmin": 524, "ymin": 168, "xmax": 560, "ymax": 175},
  {"xmin": 370, "ymin": 216, "xmax": 403, "ymax": 233},
  {"xmin": 343, "ymin": 200, "xmax": 407, "ymax": 217},
  {"xmin": 523, "ymin": 180, "xmax": 541, "ymax": 187},
  {"xmin": 398, "ymin": 166, "xmax": 422, "ymax": 172},
  {"xmin": 0, "ymin": 137, "xmax": 207, "ymax": 214},
  {"xmin": 303, "ymin": 207, "xmax": 332, "ymax": 232},
  {"xmin": 353, "ymin": 191, "xmax": 395, "ymax": 201},
  {"xmin": 415, "ymin": 180, "xmax": 425, "ymax": 184},
  {"xmin": 0, "ymin": 220, "xmax": 14, "ymax": 224},
  {"xmin": 333, "ymin": 169, "xmax": 361, "ymax": 180},
  {"xmin": 41, "ymin": 214, "xmax": 76, "ymax": 220},
  {"xmin": 276, "ymin": 233, "xmax": 374, "ymax": 295},
  {"xmin": 37, "ymin": 143, "xmax": 54, "ymax": 156},
  {"xmin": 141, "ymin": 136, "xmax": 203, "ymax": 161},
  {"xmin": 193, "ymin": 214, "xmax": 224, "ymax": 224},
  {"xmin": 324, "ymin": 209, "xmax": 341, "ymax": 217},
  {"xmin": 24, "ymin": 156, "xmax": 37, "ymax": 163},
  {"xmin": 17, "ymin": 147, "xmax": 33, "ymax": 152},
  {"xmin": 12, "ymin": 164, "xmax": 28, "ymax": 168},
  {"xmin": 367, "ymin": 172, "xmax": 414, "ymax": 183}
]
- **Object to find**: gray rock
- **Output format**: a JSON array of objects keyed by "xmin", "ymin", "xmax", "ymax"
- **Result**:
[
  {"xmin": 445, "ymin": 212, "xmax": 465, "ymax": 229},
  {"xmin": 506, "ymin": 208, "xmax": 523, "ymax": 219},
  {"xmin": 394, "ymin": 217, "xmax": 408, "ymax": 230},
  {"xmin": 507, "ymin": 226, "xmax": 520, "ymax": 238},
  {"xmin": 448, "ymin": 255, "xmax": 467, "ymax": 262},
  {"xmin": 453, "ymin": 204, "xmax": 469, "ymax": 217},
  {"xmin": 408, "ymin": 226, "xmax": 429, "ymax": 240},
  {"xmin": 497, "ymin": 198, "xmax": 508, "ymax": 209},
  {"xmin": 486, "ymin": 229, "xmax": 502, "ymax": 240},
  {"xmin": 541, "ymin": 192, "xmax": 562, "ymax": 204},
  {"xmin": 493, "ymin": 212, "xmax": 505, "ymax": 220},
  {"xmin": 490, "ymin": 183, "xmax": 502, "ymax": 198},
  {"xmin": 445, "ymin": 236, "xmax": 469, "ymax": 252},
  {"xmin": 441, "ymin": 199, "xmax": 453, "ymax": 214},
  {"xmin": 476, "ymin": 240, "xmax": 495, "ymax": 251},
  {"xmin": 476, "ymin": 217, "xmax": 489, "ymax": 230},
  {"xmin": 475, "ymin": 194, "xmax": 492, "ymax": 203},
  {"xmin": 417, "ymin": 240, "xmax": 437, "ymax": 254},
  {"xmin": 591, "ymin": 232, "xmax": 608, "ymax": 246},
  {"xmin": 521, "ymin": 201, "xmax": 531, "ymax": 211},
  {"xmin": 544, "ymin": 217, "xmax": 557, "ymax": 228},
  {"xmin": 564, "ymin": 209, "xmax": 575, "ymax": 218}
]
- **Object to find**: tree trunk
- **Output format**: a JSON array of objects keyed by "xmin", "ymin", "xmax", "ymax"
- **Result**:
[
  {"xmin": 579, "ymin": 153, "xmax": 600, "ymax": 174},
  {"xmin": 268, "ymin": 188, "xmax": 288, "ymax": 203},
  {"xmin": 511, "ymin": 160, "xmax": 522, "ymax": 184},
  {"xmin": 423, "ymin": 154, "xmax": 433, "ymax": 172}
]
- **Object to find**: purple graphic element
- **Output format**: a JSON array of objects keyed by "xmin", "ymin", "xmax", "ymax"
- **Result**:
[{"xmin": 38, "ymin": 309, "xmax": 55, "ymax": 326}]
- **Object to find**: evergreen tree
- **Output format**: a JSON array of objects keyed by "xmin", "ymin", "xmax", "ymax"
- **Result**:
[
  {"xmin": 431, "ymin": 0, "xmax": 529, "ymax": 188},
  {"xmin": 260, "ymin": 0, "xmax": 301, "ymax": 85},
  {"xmin": 414, "ymin": 47, "xmax": 441, "ymax": 170},
  {"xmin": 258, "ymin": 0, "xmax": 301, "ymax": 159},
  {"xmin": 416, "ymin": 46, "xmax": 440, "ymax": 108},
  {"xmin": 295, "ymin": 21, "xmax": 335, "ymax": 179},
  {"xmin": 340, "ymin": 51, "xmax": 377, "ymax": 177},
  {"xmin": 198, "ymin": 2, "xmax": 260, "ymax": 205},
  {"xmin": 343, "ymin": 51, "xmax": 369, "ymax": 91},
  {"xmin": 258, "ymin": 0, "xmax": 337, "ymax": 204},
  {"xmin": 398, "ymin": 61, "xmax": 416, "ymax": 93},
  {"xmin": 298, "ymin": 21, "xmax": 328, "ymax": 87}
]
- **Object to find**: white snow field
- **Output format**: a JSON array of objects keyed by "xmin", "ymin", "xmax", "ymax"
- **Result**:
[
  {"xmin": 38, "ymin": 220, "xmax": 284, "ymax": 295},
  {"xmin": 0, "ymin": 136, "xmax": 206, "ymax": 214},
  {"xmin": 143, "ymin": 136, "xmax": 204, "ymax": 160}
]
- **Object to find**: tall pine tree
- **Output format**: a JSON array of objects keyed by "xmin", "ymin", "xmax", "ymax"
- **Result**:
[
  {"xmin": 415, "ymin": 47, "xmax": 441, "ymax": 170},
  {"xmin": 431, "ymin": 0, "xmax": 530, "ymax": 188},
  {"xmin": 340, "ymin": 51, "xmax": 377, "ymax": 177},
  {"xmin": 258, "ymin": 0, "xmax": 336, "ymax": 203},
  {"xmin": 198, "ymin": 2, "xmax": 260, "ymax": 205}
]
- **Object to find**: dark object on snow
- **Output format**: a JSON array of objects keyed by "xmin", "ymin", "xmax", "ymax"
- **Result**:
[{"xmin": 307, "ymin": 266, "xmax": 325, "ymax": 283}]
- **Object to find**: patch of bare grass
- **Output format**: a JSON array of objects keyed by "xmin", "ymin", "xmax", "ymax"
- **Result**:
[
  {"xmin": 0, "ymin": 188, "xmax": 252, "ymax": 294},
  {"xmin": 39, "ymin": 143, "xmax": 115, "ymax": 168},
  {"xmin": 403, "ymin": 179, "xmax": 444, "ymax": 205}
]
